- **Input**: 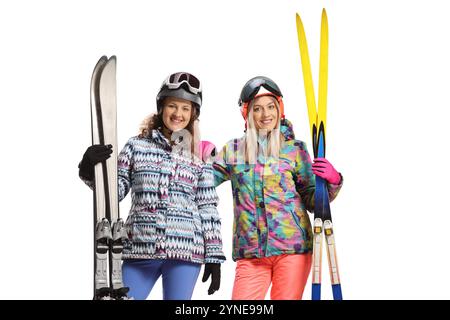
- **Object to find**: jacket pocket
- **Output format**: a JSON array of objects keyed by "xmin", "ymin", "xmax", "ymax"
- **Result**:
[
  {"xmin": 289, "ymin": 207, "xmax": 310, "ymax": 241},
  {"xmin": 130, "ymin": 213, "xmax": 158, "ymax": 243},
  {"xmin": 289, "ymin": 209, "xmax": 302, "ymax": 230}
]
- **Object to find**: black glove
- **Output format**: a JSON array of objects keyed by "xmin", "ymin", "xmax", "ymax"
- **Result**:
[
  {"xmin": 202, "ymin": 263, "xmax": 221, "ymax": 295},
  {"xmin": 78, "ymin": 144, "xmax": 112, "ymax": 180}
]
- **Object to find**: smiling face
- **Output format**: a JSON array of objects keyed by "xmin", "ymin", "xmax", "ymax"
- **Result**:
[
  {"xmin": 161, "ymin": 96, "xmax": 193, "ymax": 133},
  {"xmin": 251, "ymin": 95, "xmax": 279, "ymax": 131}
]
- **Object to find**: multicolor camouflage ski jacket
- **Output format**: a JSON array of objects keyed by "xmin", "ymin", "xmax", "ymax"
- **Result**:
[{"xmin": 213, "ymin": 119, "xmax": 342, "ymax": 261}]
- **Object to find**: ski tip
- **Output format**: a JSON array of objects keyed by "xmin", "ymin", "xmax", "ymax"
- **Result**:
[
  {"xmin": 296, "ymin": 13, "xmax": 303, "ymax": 28},
  {"xmin": 91, "ymin": 57, "xmax": 108, "ymax": 82},
  {"xmin": 106, "ymin": 56, "xmax": 117, "ymax": 68},
  {"xmin": 104, "ymin": 56, "xmax": 117, "ymax": 69},
  {"xmin": 96, "ymin": 56, "xmax": 108, "ymax": 67},
  {"xmin": 322, "ymin": 8, "xmax": 328, "ymax": 20}
]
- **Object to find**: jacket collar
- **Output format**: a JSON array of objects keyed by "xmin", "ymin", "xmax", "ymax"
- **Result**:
[
  {"xmin": 280, "ymin": 118, "xmax": 295, "ymax": 141},
  {"xmin": 151, "ymin": 129, "xmax": 171, "ymax": 148}
]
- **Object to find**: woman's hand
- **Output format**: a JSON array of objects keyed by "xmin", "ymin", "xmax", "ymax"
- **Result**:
[
  {"xmin": 78, "ymin": 144, "xmax": 112, "ymax": 180},
  {"xmin": 200, "ymin": 141, "xmax": 217, "ymax": 163},
  {"xmin": 312, "ymin": 158, "xmax": 341, "ymax": 185},
  {"xmin": 202, "ymin": 263, "xmax": 221, "ymax": 295}
]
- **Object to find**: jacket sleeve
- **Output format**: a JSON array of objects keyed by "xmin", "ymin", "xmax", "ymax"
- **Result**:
[
  {"xmin": 79, "ymin": 169, "xmax": 95, "ymax": 190},
  {"xmin": 212, "ymin": 144, "xmax": 231, "ymax": 187},
  {"xmin": 196, "ymin": 163, "xmax": 226, "ymax": 264},
  {"xmin": 117, "ymin": 139, "xmax": 134, "ymax": 202},
  {"xmin": 293, "ymin": 141, "xmax": 343, "ymax": 213}
]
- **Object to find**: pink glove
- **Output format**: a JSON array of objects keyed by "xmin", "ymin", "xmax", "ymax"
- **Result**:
[
  {"xmin": 312, "ymin": 158, "xmax": 341, "ymax": 184},
  {"xmin": 200, "ymin": 141, "xmax": 217, "ymax": 163}
]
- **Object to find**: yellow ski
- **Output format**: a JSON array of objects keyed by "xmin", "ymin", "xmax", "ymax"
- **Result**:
[{"xmin": 296, "ymin": 8, "xmax": 342, "ymax": 300}]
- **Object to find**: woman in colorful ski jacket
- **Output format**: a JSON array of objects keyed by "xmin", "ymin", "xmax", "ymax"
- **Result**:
[
  {"xmin": 212, "ymin": 76, "xmax": 343, "ymax": 300},
  {"xmin": 79, "ymin": 72, "xmax": 225, "ymax": 300}
]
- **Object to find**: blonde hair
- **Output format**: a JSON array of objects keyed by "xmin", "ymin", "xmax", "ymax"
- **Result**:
[{"xmin": 244, "ymin": 96, "xmax": 284, "ymax": 164}]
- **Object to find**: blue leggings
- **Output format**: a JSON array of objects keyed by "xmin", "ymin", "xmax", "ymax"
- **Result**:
[{"xmin": 122, "ymin": 259, "xmax": 201, "ymax": 300}]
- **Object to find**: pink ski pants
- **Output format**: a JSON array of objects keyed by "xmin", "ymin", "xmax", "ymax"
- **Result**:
[{"xmin": 232, "ymin": 253, "xmax": 312, "ymax": 300}]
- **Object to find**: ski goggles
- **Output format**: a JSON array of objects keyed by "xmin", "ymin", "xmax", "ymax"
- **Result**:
[
  {"xmin": 163, "ymin": 72, "xmax": 202, "ymax": 95},
  {"xmin": 238, "ymin": 76, "xmax": 283, "ymax": 106}
]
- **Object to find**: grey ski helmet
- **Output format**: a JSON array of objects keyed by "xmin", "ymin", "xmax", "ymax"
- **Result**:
[{"xmin": 156, "ymin": 72, "xmax": 202, "ymax": 115}]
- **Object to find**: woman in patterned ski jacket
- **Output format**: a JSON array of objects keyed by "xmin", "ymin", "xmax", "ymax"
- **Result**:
[
  {"xmin": 79, "ymin": 72, "xmax": 225, "ymax": 300},
  {"xmin": 212, "ymin": 76, "xmax": 343, "ymax": 300}
]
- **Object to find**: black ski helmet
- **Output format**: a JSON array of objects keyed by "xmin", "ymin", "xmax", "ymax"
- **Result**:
[
  {"xmin": 238, "ymin": 76, "xmax": 285, "ymax": 126},
  {"xmin": 156, "ymin": 72, "xmax": 202, "ymax": 115},
  {"xmin": 238, "ymin": 76, "xmax": 283, "ymax": 107}
]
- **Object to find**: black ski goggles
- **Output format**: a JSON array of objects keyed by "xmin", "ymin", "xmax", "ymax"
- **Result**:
[
  {"xmin": 163, "ymin": 72, "xmax": 202, "ymax": 94},
  {"xmin": 238, "ymin": 76, "xmax": 283, "ymax": 106}
]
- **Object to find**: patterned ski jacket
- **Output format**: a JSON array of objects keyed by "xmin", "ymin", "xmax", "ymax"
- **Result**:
[
  {"xmin": 83, "ymin": 129, "xmax": 225, "ymax": 264},
  {"xmin": 213, "ymin": 118, "xmax": 342, "ymax": 261}
]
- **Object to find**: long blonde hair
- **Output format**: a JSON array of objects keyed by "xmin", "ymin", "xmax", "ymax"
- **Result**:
[{"xmin": 244, "ymin": 96, "xmax": 284, "ymax": 164}]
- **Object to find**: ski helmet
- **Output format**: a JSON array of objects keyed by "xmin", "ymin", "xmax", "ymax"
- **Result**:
[
  {"xmin": 156, "ymin": 72, "xmax": 202, "ymax": 115},
  {"xmin": 238, "ymin": 76, "xmax": 285, "ymax": 126}
]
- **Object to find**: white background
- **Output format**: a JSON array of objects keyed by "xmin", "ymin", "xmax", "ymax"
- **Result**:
[{"xmin": 0, "ymin": 0, "xmax": 449, "ymax": 300}]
